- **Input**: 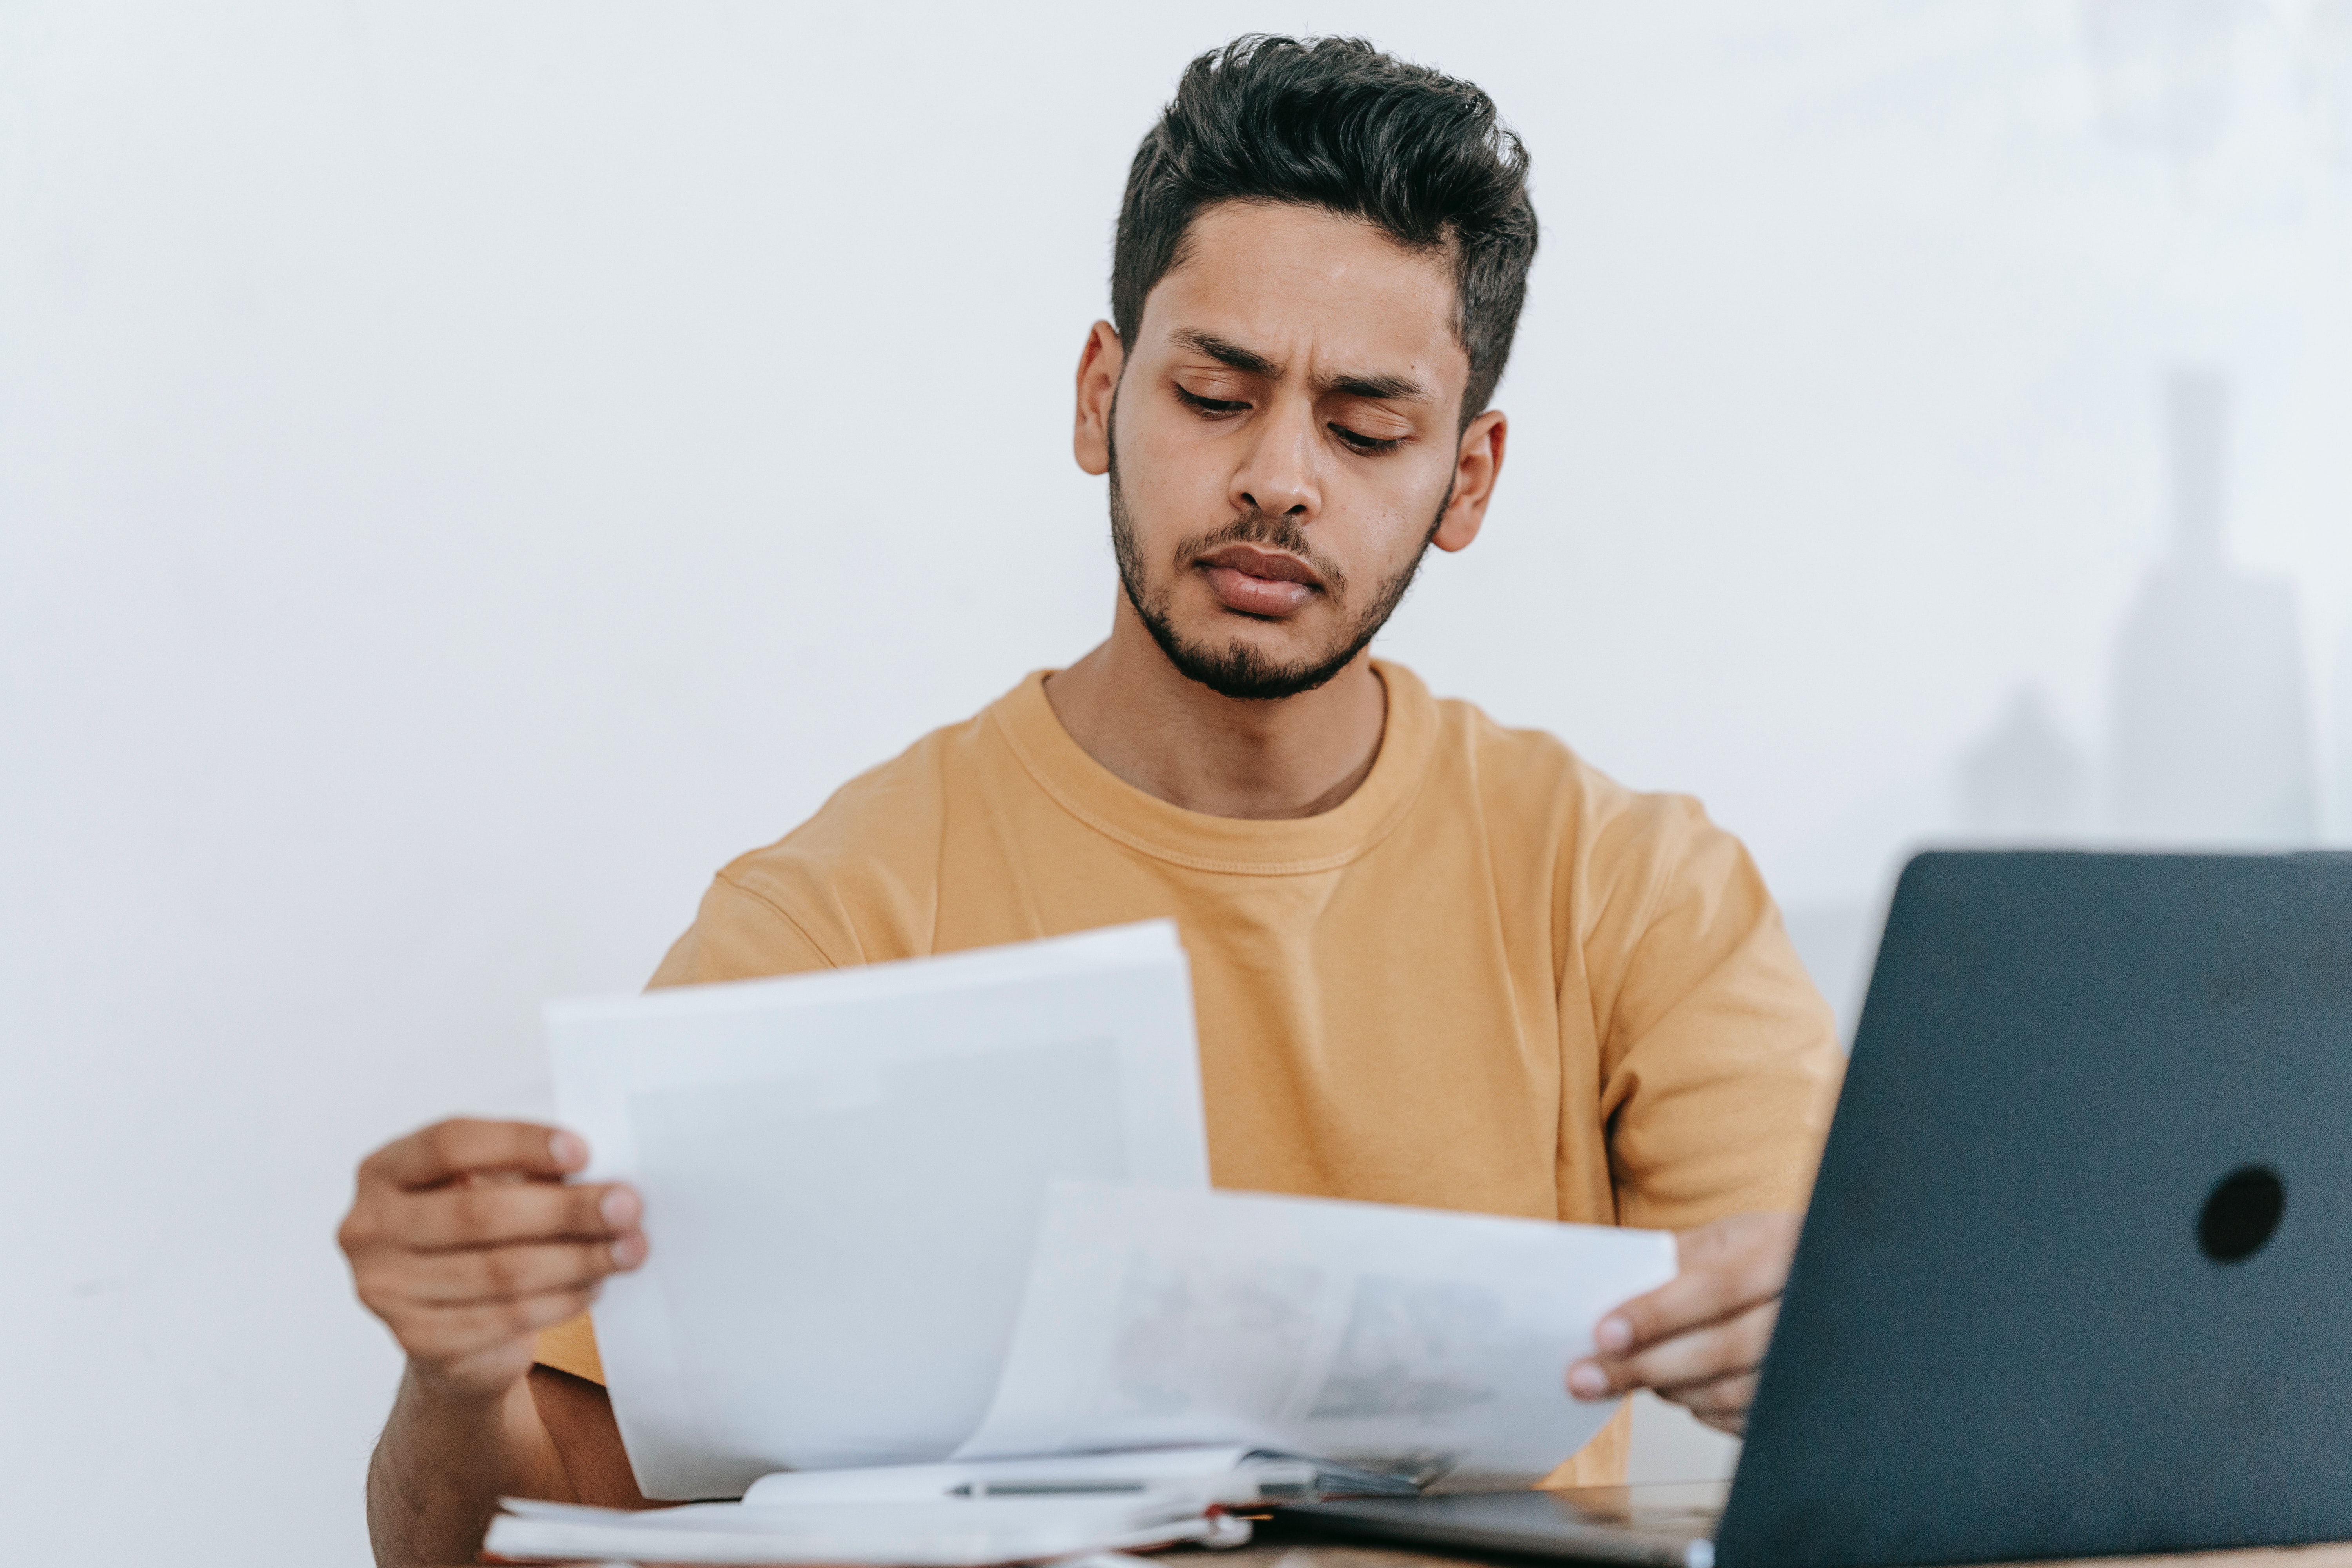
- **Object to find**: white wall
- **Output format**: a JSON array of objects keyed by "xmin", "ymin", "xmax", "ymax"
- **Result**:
[{"xmin": 4, "ymin": 2, "xmax": 2348, "ymax": 1559}]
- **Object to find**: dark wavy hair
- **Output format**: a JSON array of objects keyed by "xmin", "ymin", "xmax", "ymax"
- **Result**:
[{"xmin": 1112, "ymin": 35, "xmax": 1539, "ymax": 427}]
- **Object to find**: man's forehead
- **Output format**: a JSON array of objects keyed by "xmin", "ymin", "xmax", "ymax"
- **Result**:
[{"xmin": 1140, "ymin": 201, "xmax": 1468, "ymax": 383}]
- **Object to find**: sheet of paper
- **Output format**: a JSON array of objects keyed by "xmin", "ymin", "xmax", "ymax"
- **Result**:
[
  {"xmin": 487, "ymin": 1492, "xmax": 1230, "ymax": 1566},
  {"xmin": 548, "ymin": 922, "xmax": 1209, "ymax": 1499},
  {"xmin": 741, "ymin": 1445, "xmax": 1253, "ymax": 1505},
  {"xmin": 956, "ymin": 1182, "xmax": 1678, "ymax": 1486}
]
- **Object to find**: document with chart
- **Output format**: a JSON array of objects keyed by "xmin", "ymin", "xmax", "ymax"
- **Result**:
[{"xmin": 957, "ymin": 1181, "xmax": 1677, "ymax": 1486}]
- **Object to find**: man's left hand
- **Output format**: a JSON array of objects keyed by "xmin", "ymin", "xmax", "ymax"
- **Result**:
[{"xmin": 1565, "ymin": 1210, "xmax": 1801, "ymax": 1436}]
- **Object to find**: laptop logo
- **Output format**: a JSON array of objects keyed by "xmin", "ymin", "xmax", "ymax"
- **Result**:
[{"xmin": 2197, "ymin": 1164, "xmax": 2285, "ymax": 1263}]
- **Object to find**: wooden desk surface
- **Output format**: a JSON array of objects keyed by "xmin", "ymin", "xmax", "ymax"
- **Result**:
[
  {"xmin": 468, "ymin": 1518, "xmax": 2352, "ymax": 1568},
  {"xmin": 466, "ymin": 1540, "xmax": 2352, "ymax": 1568},
  {"xmin": 1202, "ymin": 1544, "xmax": 2352, "ymax": 1568}
]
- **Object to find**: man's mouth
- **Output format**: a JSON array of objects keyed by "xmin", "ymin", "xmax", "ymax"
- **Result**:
[
  {"xmin": 1196, "ymin": 544, "xmax": 1326, "ymax": 618},
  {"xmin": 1198, "ymin": 544, "xmax": 1325, "ymax": 589},
  {"xmin": 1196, "ymin": 547, "xmax": 1322, "ymax": 617}
]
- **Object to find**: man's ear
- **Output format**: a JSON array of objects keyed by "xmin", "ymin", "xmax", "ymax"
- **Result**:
[
  {"xmin": 1074, "ymin": 321, "xmax": 1124, "ymax": 477},
  {"xmin": 1432, "ymin": 408, "xmax": 1507, "ymax": 552}
]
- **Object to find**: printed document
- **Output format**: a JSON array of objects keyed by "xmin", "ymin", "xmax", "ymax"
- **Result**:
[
  {"xmin": 549, "ymin": 921, "xmax": 1209, "ymax": 1499},
  {"xmin": 957, "ymin": 1181, "xmax": 1679, "ymax": 1486},
  {"xmin": 547, "ymin": 921, "xmax": 1677, "ymax": 1501}
]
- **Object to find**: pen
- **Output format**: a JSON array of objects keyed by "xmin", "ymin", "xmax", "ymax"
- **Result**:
[{"xmin": 948, "ymin": 1480, "xmax": 1151, "ymax": 1497}]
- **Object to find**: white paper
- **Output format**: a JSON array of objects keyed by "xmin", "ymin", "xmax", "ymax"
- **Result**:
[
  {"xmin": 548, "ymin": 922, "xmax": 1210, "ymax": 1499},
  {"xmin": 486, "ymin": 1492, "xmax": 1231, "ymax": 1566},
  {"xmin": 956, "ymin": 1182, "xmax": 1678, "ymax": 1486},
  {"xmin": 741, "ymin": 1445, "xmax": 1254, "ymax": 1505}
]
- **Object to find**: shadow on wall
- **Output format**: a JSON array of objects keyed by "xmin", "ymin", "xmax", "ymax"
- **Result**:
[
  {"xmin": 1787, "ymin": 366, "xmax": 2337, "ymax": 1046},
  {"xmin": 2084, "ymin": 0, "xmax": 2352, "ymax": 173},
  {"xmin": 1966, "ymin": 368, "xmax": 2318, "ymax": 853},
  {"xmin": 2107, "ymin": 369, "xmax": 2315, "ymax": 844},
  {"xmin": 1776, "ymin": 3, "xmax": 2352, "ymax": 1037}
]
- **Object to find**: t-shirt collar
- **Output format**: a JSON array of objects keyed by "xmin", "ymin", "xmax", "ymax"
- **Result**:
[{"xmin": 989, "ymin": 659, "xmax": 1441, "ymax": 875}]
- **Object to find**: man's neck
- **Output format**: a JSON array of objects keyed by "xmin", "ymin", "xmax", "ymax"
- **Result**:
[{"xmin": 1042, "ymin": 603, "xmax": 1387, "ymax": 821}]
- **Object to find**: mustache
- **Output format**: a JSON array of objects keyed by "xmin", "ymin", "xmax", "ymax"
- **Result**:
[{"xmin": 1174, "ymin": 508, "xmax": 1351, "ymax": 599}]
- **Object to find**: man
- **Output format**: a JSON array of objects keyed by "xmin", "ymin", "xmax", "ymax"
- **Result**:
[{"xmin": 338, "ymin": 35, "xmax": 1841, "ymax": 1568}]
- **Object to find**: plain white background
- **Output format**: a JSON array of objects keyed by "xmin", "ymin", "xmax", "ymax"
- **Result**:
[{"xmin": 4, "ymin": 3, "xmax": 2348, "ymax": 1560}]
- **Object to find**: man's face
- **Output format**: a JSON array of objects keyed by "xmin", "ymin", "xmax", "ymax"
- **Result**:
[{"xmin": 1102, "ymin": 201, "xmax": 1480, "ymax": 701}]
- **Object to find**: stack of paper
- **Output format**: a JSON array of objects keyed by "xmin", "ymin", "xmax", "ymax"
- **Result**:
[
  {"xmin": 483, "ymin": 1491, "xmax": 1247, "ymax": 1566},
  {"xmin": 547, "ymin": 920, "xmax": 1679, "ymax": 1506}
]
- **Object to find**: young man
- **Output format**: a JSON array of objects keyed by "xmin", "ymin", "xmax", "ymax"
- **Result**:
[{"xmin": 337, "ymin": 36, "xmax": 1841, "ymax": 1568}]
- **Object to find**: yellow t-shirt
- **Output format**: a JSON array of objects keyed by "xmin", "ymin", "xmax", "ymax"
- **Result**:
[{"xmin": 537, "ymin": 661, "xmax": 1842, "ymax": 1484}]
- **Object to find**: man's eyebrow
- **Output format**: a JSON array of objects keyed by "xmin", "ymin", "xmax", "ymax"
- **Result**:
[
  {"xmin": 1171, "ymin": 328, "xmax": 1430, "ymax": 404},
  {"xmin": 1172, "ymin": 328, "xmax": 1284, "ymax": 379},
  {"xmin": 1317, "ymin": 368, "xmax": 1430, "ymax": 403}
]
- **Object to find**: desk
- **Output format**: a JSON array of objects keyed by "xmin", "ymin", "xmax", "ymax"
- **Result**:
[
  {"xmin": 1205, "ymin": 1544, "xmax": 2352, "ymax": 1568},
  {"xmin": 452, "ymin": 1538, "xmax": 2352, "ymax": 1568}
]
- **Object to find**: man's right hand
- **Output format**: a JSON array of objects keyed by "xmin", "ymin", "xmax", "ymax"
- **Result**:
[{"xmin": 338, "ymin": 1118, "xmax": 646, "ymax": 1401}]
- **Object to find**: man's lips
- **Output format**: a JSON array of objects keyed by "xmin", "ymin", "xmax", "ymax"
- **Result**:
[
  {"xmin": 1198, "ymin": 544, "xmax": 1325, "ymax": 588},
  {"xmin": 1195, "ymin": 545, "xmax": 1327, "ymax": 621},
  {"xmin": 1196, "ymin": 544, "xmax": 1324, "ymax": 618}
]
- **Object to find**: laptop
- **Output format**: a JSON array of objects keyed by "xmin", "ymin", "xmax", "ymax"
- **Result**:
[{"xmin": 1282, "ymin": 851, "xmax": 2352, "ymax": 1568}]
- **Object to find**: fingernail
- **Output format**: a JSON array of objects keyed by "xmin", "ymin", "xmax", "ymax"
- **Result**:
[
  {"xmin": 1595, "ymin": 1315, "xmax": 1632, "ymax": 1354},
  {"xmin": 1568, "ymin": 1363, "xmax": 1610, "ymax": 1399},
  {"xmin": 610, "ymin": 1233, "xmax": 648, "ymax": 1268},
  {"xmin": 601, "ymin": 1187, "xmax": 640, "ymax": 1227},
  {"xmin": 550, "ymin": 1131, "xmax": 588, "ymax": 1170}
]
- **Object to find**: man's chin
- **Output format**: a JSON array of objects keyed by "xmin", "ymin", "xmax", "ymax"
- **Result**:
[{"xmin": 1143, "ymin": 618, "xmax": 1363, "ymax": 703}]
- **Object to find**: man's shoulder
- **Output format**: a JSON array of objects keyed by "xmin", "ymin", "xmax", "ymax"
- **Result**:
[
  {"xmin": 1410, "ymin": 680, "xmax": 1747, "ymax": 944},
  {"xmin": 731, "ymin": 706, "xmax": 978, "ymax": 867},
  {"xmin": 1424, "ymin": 685, "xmax": 1699, "ymax": 844},
  {"xmin": 676, "ymin": 688, "xmax": 1025, "ymax": 975}
]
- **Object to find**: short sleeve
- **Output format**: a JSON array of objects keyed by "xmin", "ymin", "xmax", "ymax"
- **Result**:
[
  {"xmin": 535, "ymin": 1310, "xmax": 605, "ymax": 1383},
  {"xmin": 1590, "ymin": 797, "xmax": 1845, "ymax": 1231},
  {"xmin": 646, "ymin": 872, "xmax": 840, "ymax": 989}
]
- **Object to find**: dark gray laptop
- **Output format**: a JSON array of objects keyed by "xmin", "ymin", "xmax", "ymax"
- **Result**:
[{"xmin": 1284, "ymin": 851, "xmax": 2352, "ymax": 1567}]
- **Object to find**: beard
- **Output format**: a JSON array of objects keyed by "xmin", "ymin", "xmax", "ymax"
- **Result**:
[{"xmin": 1107, "ymin": 443, "xmax": 1447, "ymax": 703}]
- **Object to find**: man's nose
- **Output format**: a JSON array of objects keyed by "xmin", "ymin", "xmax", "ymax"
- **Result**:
[{"xmin": 1231, "ymin": 400, "xmax": 1321, "ymax": 521}]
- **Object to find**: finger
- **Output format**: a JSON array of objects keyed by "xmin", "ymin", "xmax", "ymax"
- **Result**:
[
  {"xmin": 394, "ymin": 1180, "xmax": 640, "ymax": 1250},
  {"xmin": 1624, "ymin": 1300, "xmax": 1776, "ymax": 1392},
  {"xmin": 363, "ymin": 1119, "xmax": 589, "ymax": 1191},
  {"xmin": 1572, "ymin": 1299, "xmax": 1778, "ymax": 1398},
  {"xmin": 399, "ymin": 1285, "xmax": 604, "ymax": 1363},
  {"xmin": 1595, "ymin": 1243, "xmax": 1784, "ymax": 1356},
  {"xmin": 1667, "ymin": 1371, "xmax": 1760, "ymax": 1421},
  {"xmin": 372, "ymin": 1237, "xmax": 646, "ymax": 1307}
]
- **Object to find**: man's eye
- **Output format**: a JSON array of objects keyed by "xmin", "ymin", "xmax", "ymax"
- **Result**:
[
  {"xmin": 1174, "ymin": 386, "xmax": 1249, "ymax": 416},
  {"xmin": 1331, "ymin": 424, "xmax": 1405, "ymax": 456}
]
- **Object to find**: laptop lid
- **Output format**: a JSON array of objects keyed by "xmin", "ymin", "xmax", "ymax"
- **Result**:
[{"xmin": 1718, "ymin": 851, "xmax": 2352, "ymax": 1568}]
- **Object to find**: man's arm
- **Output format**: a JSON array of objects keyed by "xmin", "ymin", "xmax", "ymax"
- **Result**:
[
  {"xmin": 338, "ymin": 1119, "xmax": 648, "ymax": 1567},
  {"xmin": 1566, "ymin": 791, "xmax": 1843, "ymax": 1434},
  {"xmin": 530, "ymin": 1363, "xmax": 648, "ymax": 1507}
]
